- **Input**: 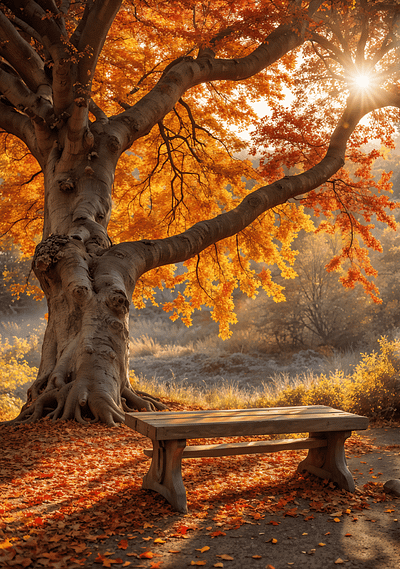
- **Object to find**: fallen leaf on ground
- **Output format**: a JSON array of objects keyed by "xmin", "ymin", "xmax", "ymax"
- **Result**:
[{"xmin": 196, "ymin": 546, "xmax": 210, "ymax": 553}]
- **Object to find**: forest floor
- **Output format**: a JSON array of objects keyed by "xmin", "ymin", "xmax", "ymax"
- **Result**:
[{"xmin": 1, "ymin": 411, "xmax": 399, "ymax": 569}]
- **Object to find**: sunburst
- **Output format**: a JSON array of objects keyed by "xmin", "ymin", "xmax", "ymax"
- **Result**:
[{"xmin": 354, "ymin": 74, "xmax": 372, "ymax": 90}]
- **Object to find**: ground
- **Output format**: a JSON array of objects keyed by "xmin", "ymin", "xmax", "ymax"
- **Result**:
[{"xmin": 1, "ymin": 415, "xmax": 399, "ymax": 569}]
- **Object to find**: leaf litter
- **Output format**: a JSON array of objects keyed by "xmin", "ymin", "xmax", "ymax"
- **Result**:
[{"xmin": 0, "ymin": 418, "xmax": 395, "ymax": 568}]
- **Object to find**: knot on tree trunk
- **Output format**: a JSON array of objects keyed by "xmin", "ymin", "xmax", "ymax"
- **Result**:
[
  {"xmin": 106, "ymin": 289, "xmax": 130, "ymax": 315},
  {"xmin": 33, "ymin": 234, "xmax": 71, "ymax": 273}
]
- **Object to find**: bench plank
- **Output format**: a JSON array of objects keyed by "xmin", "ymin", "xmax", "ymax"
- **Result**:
[
  {"xmin": 126, "ymin": 407, "xmax": 368, "ymax": 440},
  {"xmin": 143, "ymin": 437, "xmax": 328, "ymax": 458}
]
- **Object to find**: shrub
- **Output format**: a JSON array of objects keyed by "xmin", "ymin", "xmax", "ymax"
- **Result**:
[
  {"xmin": 0, "ymin": 335, "xmax": 38, "ymax": 421},
  {"xmin": 344, "ymin": 337, "xmax": 400, "ymax": 418}
]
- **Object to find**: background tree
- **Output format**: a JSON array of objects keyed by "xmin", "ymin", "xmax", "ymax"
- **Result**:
[
  {"xmin": 252, "ymin": 232, "xmax": 370, "ymax": 351},
  {"xmin": 1, "ymin": 0, "xmax": 400, "ymax": 425},
  {"xmin": 0, "ymin": 238, "xmax": 42, "ymax": 315}
]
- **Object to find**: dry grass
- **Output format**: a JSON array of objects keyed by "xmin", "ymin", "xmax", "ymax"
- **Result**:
[{"xmin": 1, "ymin": 312, "xmax": 400, "ymax": 421}]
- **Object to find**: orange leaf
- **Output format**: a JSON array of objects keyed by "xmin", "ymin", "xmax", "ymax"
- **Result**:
[
  {"xmin": 210, "ymin": 531, "xmax": 226, "ymax": 538},
  {"xmin": 216, "ymin": 554, "xmax": 234, "ymax": 560},
  {"xmin": 140, "ymin": 551, "xmax": 154, "ymax": 559},
  {"xmin": 196, "ymin": 546, "xmax": 210, "ymax": 553},
  {"xmin": 118, "ymin": 539, "xmax": 128, "ymax": 550}
]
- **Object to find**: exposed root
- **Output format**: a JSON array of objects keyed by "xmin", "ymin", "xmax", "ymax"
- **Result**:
[{"xmin": 122, "ymin": 387, "xmax": 168, "ymax": 412}]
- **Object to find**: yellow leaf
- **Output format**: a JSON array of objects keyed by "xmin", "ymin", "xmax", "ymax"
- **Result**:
[
  {"xmin": 196, "ymin": 546, "xmax": 210, "ymax": 553},
  {"xmin": 318, "ymin": 543, "xmax": 326, "ymax": 547},
  {"xmin": 154, "ymin": 538, "xmax": 166, "ymax": 544}
]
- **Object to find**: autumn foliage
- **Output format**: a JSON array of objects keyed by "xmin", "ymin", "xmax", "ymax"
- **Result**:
[{"xmin": 1, "ymin": 1, "xmax": 400, "ymax": 424}]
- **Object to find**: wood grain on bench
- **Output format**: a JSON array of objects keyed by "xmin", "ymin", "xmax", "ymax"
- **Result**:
[{"xmin": 126, "ymin": 406, "xmax": 369, "ymax": 440}]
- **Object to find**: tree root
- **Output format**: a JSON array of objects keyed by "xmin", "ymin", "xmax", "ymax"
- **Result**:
[
  {"xmin": 122, "ymin": 386, "xmax": 168, "ymax": 412},
  {"xmin": 2, "ymin": 379, "xmax": 167, "ymax": 427}
]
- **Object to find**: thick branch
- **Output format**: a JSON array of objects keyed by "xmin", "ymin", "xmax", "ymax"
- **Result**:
[
  {"xmin": 0, "ymin": 101, "xmax": 41, "ymax": 159},
  {"xmin": 75, "ymin": 0, "xmax": 122, "ymax": 93},
  {"xmin": 112, "ymin": 16, "xmax": 318, "ymax": 151},
  {"xmin": 0, "ymin": 67, "xmax": 53, "ymax": 124},
  {"xmin": 107, "ymin": 89, "xmax": 400, "ymax": 289},
  {"xmin": 0, "ymin": 10, "xmax": 50, "ymax": 93}
]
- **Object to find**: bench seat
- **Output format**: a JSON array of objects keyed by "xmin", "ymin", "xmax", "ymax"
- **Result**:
[{"xmin": 125, "ymin": 406, "xmax": 368, "ymax": 513}]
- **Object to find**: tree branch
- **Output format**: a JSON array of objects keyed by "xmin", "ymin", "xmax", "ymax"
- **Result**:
[
  {"xmin": 75, "ymin": 0, "xmax": 122, "ymax": 95},
  {"xmin": 112, "ymin": 14, "xmax": 319, "ymax": 151},
  {"xmin": 0, "ymin": 67, "xmax": 53, "ymax": 124},
  {"xmin": 0, "ymin": 102, "xmax": 40, "ymax": 159},
  {"xmin": 0, "ymin": 9, "xmax": 50, "ymax": 93},
  {"xmin": 105, "ymin": 88, "xmax": 400, "ymax": 291}
]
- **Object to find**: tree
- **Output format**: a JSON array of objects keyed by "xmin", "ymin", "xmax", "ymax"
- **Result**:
[
  {"xmin": 254, "ymin": 232, "xmax": 370, "ymax": 350},
  {"xmin": 1, "ymin": 0, "xmax": 400, "ymax": 425},
  {"xmin": 0, "ymin": 238, "xmax": 42, "ymax": 315}
]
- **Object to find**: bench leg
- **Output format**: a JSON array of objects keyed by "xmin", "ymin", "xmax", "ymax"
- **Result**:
[
  {"xmin": 297, "ymin": 431, "xmax": 355, "ymax": 492},
  {"xmin": 142, "ymin": 439, "xmax": 188, "ymax": 513}
]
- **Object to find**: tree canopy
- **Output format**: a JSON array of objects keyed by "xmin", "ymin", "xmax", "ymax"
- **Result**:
[{"xmin": 2, "ymin": 0, "xmax": 400, "ymax": 424}]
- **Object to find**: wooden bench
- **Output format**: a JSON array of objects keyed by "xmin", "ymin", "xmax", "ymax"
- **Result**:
[{"xmin": 125, "ymin": 406, "xmax": 368, "ymax": 513}]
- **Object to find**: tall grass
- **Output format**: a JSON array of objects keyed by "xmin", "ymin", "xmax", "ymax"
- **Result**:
[
  {"xmin": 129, "ymin": 337, "xmax": 400, "ymax": 419},
  {"xmin": 1, "ymin": 312, "xmax": 399, "ymax": 421}
]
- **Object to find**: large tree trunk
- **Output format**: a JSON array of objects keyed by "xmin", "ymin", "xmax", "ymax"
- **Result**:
[{"xmin": 12, "ymin": 142, "xmax": 167, "ymax": 426}]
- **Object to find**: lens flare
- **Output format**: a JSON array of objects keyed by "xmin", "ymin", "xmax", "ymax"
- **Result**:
[{"xmin": 354, "ymin": 74, "xmax": 371, "ymax": 90}]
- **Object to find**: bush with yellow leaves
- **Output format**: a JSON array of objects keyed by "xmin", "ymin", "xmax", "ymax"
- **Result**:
[
  {"xmin": 0, "ymin": 335, "xmax": 37, "ymax": 421},
  {"xmin": 344, "ymin": 337, "xmax": 400, "ymax": 419},
  {"xmin": 263, "ymin": 337, "xmax": 400, "ymax": 419}
]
